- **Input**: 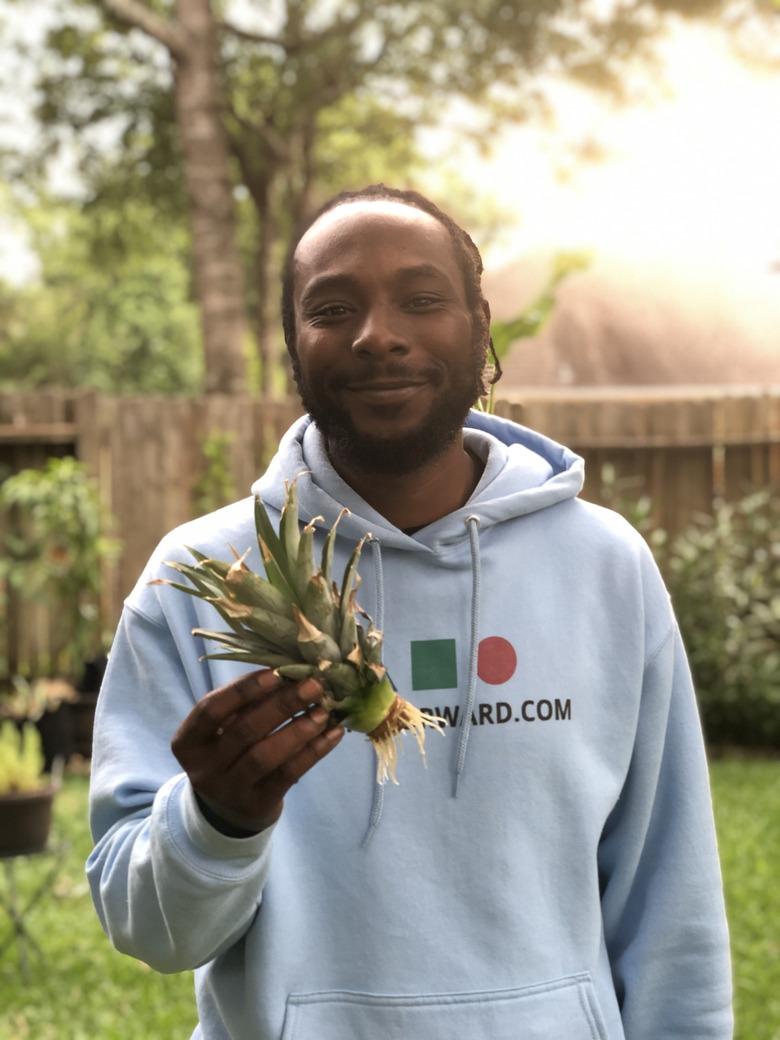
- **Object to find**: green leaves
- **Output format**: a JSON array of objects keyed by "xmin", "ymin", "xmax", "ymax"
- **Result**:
[
  {"xmin": 601, "ymin": 469, "xmax": 780, "ymax": 748},
  {"xmin": 158, "ymin": 482, "xmax": 385, "ymax": 706},
  {"xmin": 489, "ymin": 251, "xmax": 591, "ymax": 363},
  {"xmin": 0, "ymin": 197, "xmax": 202, "ymax": 394},
  {"xmin": 0, "ymin": 721, "xmax": 46, "ymax": 793},
  {"xmin": 663, "ymin": 489, "xmax": 780, "ymax": 747},
  {"xmin": 0, "ymin": 456, "xmax": 119, "ymax": 681}
]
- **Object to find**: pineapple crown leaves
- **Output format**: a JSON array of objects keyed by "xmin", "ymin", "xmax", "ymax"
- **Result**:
[{"xmin": 149, "ymin": 477, "xmax": 386, "ymax": 702}]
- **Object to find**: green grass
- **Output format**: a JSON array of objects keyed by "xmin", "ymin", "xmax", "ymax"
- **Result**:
[
  {"xmin": 0, "ymin": 774, "xmax": 197, "ymax": 1040},
  {"xmin": 0, "ymin": 759, "xmax": 777, "ymax": 1039},
  {"xmin": 710, "ymin": 757, "xmax": 780, "ymax": 1040}
]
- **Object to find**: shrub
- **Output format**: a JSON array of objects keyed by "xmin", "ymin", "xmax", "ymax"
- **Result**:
[
  {"xmin": 598, "ymin": 467, "xmax": 779, "ymax": 747},
  {"xmin": 0, "ymin": 456, "xmax": 119, "ymax": 683},
  {"xmin": 662, "ymin": 490, "xmax": 780, "ymax": 748}
]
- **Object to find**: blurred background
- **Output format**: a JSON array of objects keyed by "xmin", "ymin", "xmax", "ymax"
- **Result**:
[{"xmin": 0, "ymin": 2, "xmax": 777, "ymax": 1037}]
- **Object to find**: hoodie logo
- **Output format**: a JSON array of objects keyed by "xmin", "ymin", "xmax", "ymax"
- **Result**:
[
  {"xmin": 477, "ymin": 636, "xmax": 517, "ymax": 685},
  {"xmin": 411, "ymin": 635, "xmax": 518, "ymax": 690}
]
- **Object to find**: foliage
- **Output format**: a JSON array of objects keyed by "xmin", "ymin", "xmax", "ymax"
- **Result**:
[
  {"xmin": 0, "ymin": 774, "xmax": 198, "ymax": 1038},
  {"xmin": 0, "ymin": 456, "xmax": 119, "ymax": 682},
  {"xmin": 479, "ymin": 251, "xmax": 590, "ymax": 413},
  {"xmin": 597, "ymin": 462, "xmax": 666, "ymax": 546},
  {"xmin": 490, "ymin": 251, "xmax": 592, "ymax": 364},
  {"xmin": 2, "ymin": 0, "xmax": 748, "ymax": 393},
  {"xmin": 0, "ymin": 676, "xmax": 78, "ymax": 723},
  {"xmin": 599, "ymin": 469, "xmax": 780, "ymax": 748},
  {"xmin": 662, "ymin": 490, "xmax": 780, "ymax": 748},
  {"xmin": 192, "ymin": 430, "xmax": 238, "ymax": 517},
  {"xmin": 0, "ymin": 762, "xmax": 776, "ymax": 1037},
  {"xmin": 0, "ymin": 720, "xmax": 46, "ymax": 793},
  {"xmin": 0, "ymin": 195, "xmax": 203, "ymax": 393}
]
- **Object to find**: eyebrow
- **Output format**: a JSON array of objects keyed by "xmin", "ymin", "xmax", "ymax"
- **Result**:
[{"xmin": 300, "ymin": 263, "xmax": 453, "ymax": 306}]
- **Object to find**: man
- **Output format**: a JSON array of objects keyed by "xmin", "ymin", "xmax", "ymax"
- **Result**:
[{"xmin": 87, "ymin": 184, "xmax": 733, "ymax": 1039}]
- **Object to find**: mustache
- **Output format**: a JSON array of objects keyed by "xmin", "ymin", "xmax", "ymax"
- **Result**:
[{"xmin": 337, "ymin": 361, "xmax": 444, "ymax": 385}]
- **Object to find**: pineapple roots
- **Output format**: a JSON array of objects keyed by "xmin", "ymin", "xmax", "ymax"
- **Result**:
[{"xmin": 326, "ymin": 691, "xmax": 445, "ymax": 785}]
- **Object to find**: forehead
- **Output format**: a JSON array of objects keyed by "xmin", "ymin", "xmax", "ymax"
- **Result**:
[{"xmin": 293, "ymin": 200, "xmax": 463, "ymax": 295}]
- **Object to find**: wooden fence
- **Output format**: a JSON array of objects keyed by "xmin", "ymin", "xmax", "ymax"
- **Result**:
[
  {"xmin": 1, "ymin": 386, "xmax": 779, "ymax": 675},
  {"xmin": 495, "ymin": 385, "xmax": 780, "ymax": 535}
]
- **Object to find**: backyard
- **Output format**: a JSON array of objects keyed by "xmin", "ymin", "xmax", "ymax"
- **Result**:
[{"xmin": 0, "ymin": 757, "xmax": 777, "ymax": 1039}]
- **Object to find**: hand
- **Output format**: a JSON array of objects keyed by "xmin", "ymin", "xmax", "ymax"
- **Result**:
[{"xmin": 171, "ymin": 669, "xmax": 344, "ymax": 835}]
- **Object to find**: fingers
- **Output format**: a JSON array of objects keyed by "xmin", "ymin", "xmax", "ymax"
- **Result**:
[
  {"xmin": 170, "ymin": 668, "xmax": 342, "ymax": 835},
  {"xmin": 250, "ymin": 722, "xmax": 345, "ymax": 806},
  {"xmin": 172, "ymin": 670, "xmax": 323, "ymax": 760},
  {"xmin": 213, "ymin": 700, "xmax": 325, "ymax": 773},
  {"xmin": 225, "ymin": 705, "xmax": 330, "ymax": 782}
]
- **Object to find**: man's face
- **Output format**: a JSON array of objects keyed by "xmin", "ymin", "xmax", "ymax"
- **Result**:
[{"xmin": 291, "ymin": 201, "xmax": 488, "ymax": 475}]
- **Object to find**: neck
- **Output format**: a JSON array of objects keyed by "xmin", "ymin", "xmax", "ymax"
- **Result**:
[{"xmin": 327, "ymin": 433, "xmax": 484, "ymax": 530}]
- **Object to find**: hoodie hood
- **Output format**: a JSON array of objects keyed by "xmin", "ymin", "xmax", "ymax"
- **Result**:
[{"xmin": 251, "ymin": 409, "xmax": 584, "ymax": 552}]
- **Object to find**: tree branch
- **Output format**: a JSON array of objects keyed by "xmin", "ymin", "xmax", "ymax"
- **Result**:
[
  {"xmin": 219, "ymin": 20, "xmax": 290, "ymax": 52},
  {"xmin": 220, "ymin": 7, "xmax": 367, "ymax": 55},
  {"xmin": 227, "ymin": 105, "xmax": 289, "ymax": 166},
  {"xmin": 99, "ymin": 0, "xmax": 188, "ymax": 58}
]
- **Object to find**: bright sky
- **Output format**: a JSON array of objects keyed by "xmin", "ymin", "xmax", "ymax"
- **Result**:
[
  {"xmin": 421, "ymin": 17, "xmax": 780, "ymax": 287},
  {"xmin": 1, "ymin": 7, "xmax": 779, "ymax": 295}
]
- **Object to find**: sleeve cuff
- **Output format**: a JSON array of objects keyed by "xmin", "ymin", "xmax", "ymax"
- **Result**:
[{"xmin": 159, "ymin": 774, "xmax": 276, "ymax": 876}]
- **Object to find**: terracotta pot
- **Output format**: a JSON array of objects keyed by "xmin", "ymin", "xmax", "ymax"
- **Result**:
[{"xmin": 0, "ymin": 785, "xmax": 57, "ymax": 857}]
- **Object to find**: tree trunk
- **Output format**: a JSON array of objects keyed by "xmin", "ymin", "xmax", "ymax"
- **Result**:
[
  {"xmin": 253, "ymin": 181, "xmax": 277, "ymax": 397},
  {"xmin": 173, "ymin": 0, "xmax": 246, "ymax": 393}
]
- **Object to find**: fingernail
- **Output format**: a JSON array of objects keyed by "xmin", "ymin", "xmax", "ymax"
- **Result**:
[
  {"xmin": 324, "ymin": 725, "xmax": 344, "ymax": 744},
  {"xmin": 310, "ymin": 707, "xmax": 328, "ymax": 725},
  {"xmin": 257, "ymin": 669, "xmax": 281, "ymax": 690},
  {"xmin": 298, "ymin": 678, "xmax": 323, "ymax": 701}
]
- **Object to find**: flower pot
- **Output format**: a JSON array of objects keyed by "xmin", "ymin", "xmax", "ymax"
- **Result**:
[
  {"xmin": 35, "ymin": 704, "xmax": 75, "ymax": 772},
  {"xmin": 0, "ymin": 785, "xmax": 57, "ymax": 857}
]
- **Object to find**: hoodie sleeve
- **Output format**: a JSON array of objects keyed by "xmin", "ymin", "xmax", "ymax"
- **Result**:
[
  {"xmin": 597, "ymin": 619, "xmax": 733, "ymax": 1038},
  {"xmin": 86, "ymin": 603, "xmax": 275, "ymax": 974}
]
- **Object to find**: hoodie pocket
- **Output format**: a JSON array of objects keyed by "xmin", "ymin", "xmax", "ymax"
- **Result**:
[{"xmin": 280, "ymin": 972, "xmax": 608, "ymax": 1040}]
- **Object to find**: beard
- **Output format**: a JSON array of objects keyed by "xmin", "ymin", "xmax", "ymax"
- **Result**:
[{"xmin": 292, "ymin": 336, "xmax": 487, "ymax": 477}]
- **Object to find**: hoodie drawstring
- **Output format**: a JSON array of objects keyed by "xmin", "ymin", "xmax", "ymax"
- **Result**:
[
  {"xmin": 362, "ymin": 536, "xmax": 385, "ymax": 847},
  {"xmin": 361, "ymin": 517, "xmax": 483, "ymax": 845},
  {"xmin": 453, "ymin": 515, "xmax": 482, "ymax": 797}
]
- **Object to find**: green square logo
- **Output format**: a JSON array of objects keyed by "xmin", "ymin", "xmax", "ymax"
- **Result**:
[{"xmin": 411, "ymin": 639, "xmax": 458, "ymax": 691}]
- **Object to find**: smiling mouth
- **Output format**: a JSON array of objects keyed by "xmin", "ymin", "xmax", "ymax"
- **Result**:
[
  {"xmin": 343, "ymin": 381, "xmax": 430, "ymax": 407},
  {"xmin": 346, "ymin": 380, "xmax": 427, "ymax": 392},
  {"xmin": 345, "ymin": 380, "xmax": 428, "ymax": 399}
]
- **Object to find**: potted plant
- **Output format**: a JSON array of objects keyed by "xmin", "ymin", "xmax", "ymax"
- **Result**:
[
  {"xmin": 0, "ymin": 720, "xmax": 61, "ymax": 856},
  {"xmin": 0, "ymin": 456, "xmax": 119, "ymax": 760},
  {"xmin": 0, "ymin": 676, "xmax": 77, "ymax": 772}
]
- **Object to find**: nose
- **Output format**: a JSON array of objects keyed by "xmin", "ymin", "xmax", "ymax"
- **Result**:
[{"xmin": 350, "ymin": 303, "xmax": 409, "ymax": 359}]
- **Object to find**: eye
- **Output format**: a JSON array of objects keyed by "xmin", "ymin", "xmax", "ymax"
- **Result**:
[
  {"xmin": 407, "ymin": 293, "xmax": 442, "ymax": 310},
  {"xmin": 308, "ymin": 303, "xmax": 352, "ymax": 323}
]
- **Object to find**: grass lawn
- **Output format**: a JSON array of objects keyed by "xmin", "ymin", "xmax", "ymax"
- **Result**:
[{"xmin": 0, "ymin": 758, "xmax": 777, "ymax": 1039}]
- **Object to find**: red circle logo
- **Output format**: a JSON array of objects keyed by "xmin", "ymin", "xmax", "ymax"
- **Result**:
[{"xmin": 477, "ymin": 636, "xmax": 517, "ymax": 685}]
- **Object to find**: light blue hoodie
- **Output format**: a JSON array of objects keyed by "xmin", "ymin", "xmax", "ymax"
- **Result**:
[{"xmin": 87, "ymin": 412, "xmax": 732, "ymax": 1040}]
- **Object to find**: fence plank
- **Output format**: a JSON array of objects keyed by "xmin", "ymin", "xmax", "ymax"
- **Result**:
[{"xmin": 1, "ymin": 388, "xmax": 779, "ymax": 671}]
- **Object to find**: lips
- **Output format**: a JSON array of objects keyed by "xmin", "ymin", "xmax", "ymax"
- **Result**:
[
  {"xmin": 343, "ymin": 379, "xmax": 430, "ymax": 407},
  {"xmin": 346, "ymin": 380, "xmax": 426, "ymax": 392}
]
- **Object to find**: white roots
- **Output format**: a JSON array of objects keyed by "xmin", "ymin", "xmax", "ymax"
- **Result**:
[{"xmin": 368, "ymin": 696, "xmax": 445, "ymax": 785}]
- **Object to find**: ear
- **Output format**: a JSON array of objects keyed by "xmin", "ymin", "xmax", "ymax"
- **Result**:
[{"xmin": 480, "ymin": 298, "xmax": 491, "ymax": 325}]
